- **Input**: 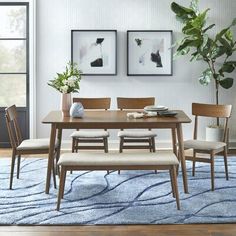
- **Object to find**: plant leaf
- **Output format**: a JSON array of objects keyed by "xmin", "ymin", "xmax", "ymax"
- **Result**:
[
  {"xmin": 203, "ymin": 24, "xmax": 215, "ymax": 33},
  {"xmin": 219, "ymin": 78, "xmax": 234, "ymax": 89},
  {"xmin": 198, "ymin": 68, "xmax": 212, "ymax": 86}
]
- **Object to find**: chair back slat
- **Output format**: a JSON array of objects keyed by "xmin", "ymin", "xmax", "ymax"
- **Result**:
[
  {"xmin": 117, "ymin": 97, "xmax": 155, "ymax": 110},
  {"xmin": 192, "ymin": 103, "xmax": 232, "ymax": 142},
  {"xmin": 5, "ymin": 105, "xmax": 23, "ymax": 148},
  {"xmin": 73, "ymin": 98, "xmax": 111, "ymax": 110},
  {"xmin": 192, "ymin": 103, "xmax": 232, "ymax": 118}
]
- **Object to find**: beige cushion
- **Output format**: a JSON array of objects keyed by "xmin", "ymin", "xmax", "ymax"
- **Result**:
[
  {"xmin": 118, "ymin": 130, "xmax": 156, "ymax": 138},
  {"xmin": 184, "ymin": 139, "xmax": 226, "ymax": 151},
  {"xmin": 71, "ymin": 130, "xmax": 109, "ymax": 138},
  {"xmin": 58, "ymin": 151, "xmax": 179, "ymax": 166},
  {"xmin": 17, "ymin": 138, "xmax": 50, "ymax": 151}
]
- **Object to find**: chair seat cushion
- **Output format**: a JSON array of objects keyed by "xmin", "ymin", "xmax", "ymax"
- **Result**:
[
  {"xmin": 184, "ymin": 139, "xmax": 226, "ymax": 151},
  {"xmin": 118, "ymin": 130, "xmax": 156, "ymax": 138},
  {"xmin": 58, "ymin": 151, "xmax": 179, "ymax": 166},
  {"xmin": 17, "ymin": 138, "xmax": 50, "ymax": 151},
  {"xmin": 71, "ymin": 130, "xmax": 109, "ymax": 138}
]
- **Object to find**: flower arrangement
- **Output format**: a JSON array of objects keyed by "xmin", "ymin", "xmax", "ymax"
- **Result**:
[{"xmin": 48, "ymin": 62, "xmax": 82, "ymax": 94}]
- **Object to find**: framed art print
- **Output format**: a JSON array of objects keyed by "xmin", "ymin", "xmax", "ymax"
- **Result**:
[
  {"xmin": 71, "ymin": 30, "xmax": 117, "ymax": 76},
  {"xmin": 127, "ymin": 30, "xmax": 172, "ymax": 76}
]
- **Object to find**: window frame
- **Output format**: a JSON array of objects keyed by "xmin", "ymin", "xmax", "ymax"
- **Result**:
[{"xmin": 0, "ymin": 2, "xmax": 29, "ymax": 109}]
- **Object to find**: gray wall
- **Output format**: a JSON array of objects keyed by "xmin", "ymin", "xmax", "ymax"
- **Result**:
[{"xmin": 36, "ymin": 0, "xmax": 236, "ymax": 147}]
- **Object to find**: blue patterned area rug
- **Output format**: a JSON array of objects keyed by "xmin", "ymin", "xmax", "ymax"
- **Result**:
[{"xmin": 0, "ymin": 157, "xmax": 235, "ymax": 225}]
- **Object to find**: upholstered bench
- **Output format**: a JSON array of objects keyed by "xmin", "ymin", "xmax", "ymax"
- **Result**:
[{"xmin": 56, "ymin": 152, "xmax": 180, "ymax": 210}]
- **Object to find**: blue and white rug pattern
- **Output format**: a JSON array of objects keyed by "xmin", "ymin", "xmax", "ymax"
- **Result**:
[{"xmin": 0, "ymin": 157, "xmax": 235, "ymax": 225}]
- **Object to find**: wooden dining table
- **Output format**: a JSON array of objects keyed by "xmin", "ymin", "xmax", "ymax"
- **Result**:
[{"xmin": 42, "ymin": 110, "xmax": 191, "ymax": 194}]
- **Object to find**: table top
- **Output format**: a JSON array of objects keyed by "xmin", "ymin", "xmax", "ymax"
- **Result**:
[{"xmin": 42, "ymin": 110, "xmax": 191, "ymax": 129}]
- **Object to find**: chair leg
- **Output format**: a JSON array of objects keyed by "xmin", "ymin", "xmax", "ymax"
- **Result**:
[
  {"xmin": 72, "ymin": 138, "xmax": 76, "ymax": 153},
  {"xmin": 16, "ymin": 155, "xmax": 21, "ymax": 179},
  {"xmin": 56, "ymin": 167, "xmax": 67, "ymax": 211},
  {"xmin": 210, "ymin": 153, "xmax": 215, "ymax": 191},
  {"xmin": 118, "ymin": 137, "xmax": 124, "ymax": 175},
  {"xmin": 223, "ymin": 147, "xmax": 229, "ymax": 180},
  {"xmin": 171, "ymin": 166, "xmax": 180, "ymax": 210},
  {"xmin": 192, "ymin": 151, "xmax": 196, "ymax": 177},
  {"xmin": 152, "ymin": 137, "xmax": 156, "ymax": 152},
  {"xmin": 9, "ymin": 150, "xmax": 16, "ymax": 190},
  {"xmin": 104, "ymin": 137, "xmax": 108, "ymax": 153},
  {"xmin": 119, "ymin": 137, "xmax": 124, "ymax": 153},
  {"xmin": 169, "ymin": 169, "xmax": 176, "ymax": 198},
  {"xmin": 149, "ymin": 138, "xmax": 152, "ymax": 152},
  {"xmin": 104, "ymin": 138, "xmax": 110, "ymax": 174}
]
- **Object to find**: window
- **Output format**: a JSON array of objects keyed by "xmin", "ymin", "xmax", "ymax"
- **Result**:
[{"xmin": 0, "ymin": 3, "xmax": 29, "ymax": 107}]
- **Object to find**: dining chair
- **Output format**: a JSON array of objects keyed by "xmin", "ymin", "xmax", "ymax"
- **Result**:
[
  {"xmin": 117, "ymin": 97, "xmax": 157, "ymax": 152},
  {"xmin": 184, "ymin": 103, "xmax": 232, "ymax": 191},
  {"xmin": 5, "ymin": 105, "xmax": 57, "ymax": 190},
  {"xmin": 71, "ymin": 98, "xmax": 111, "ymax": 153}
]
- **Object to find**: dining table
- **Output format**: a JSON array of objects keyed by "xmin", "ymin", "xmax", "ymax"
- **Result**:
[{"xmin": 42, "ymin": 110, "xmax": 191, "ymax": 194}]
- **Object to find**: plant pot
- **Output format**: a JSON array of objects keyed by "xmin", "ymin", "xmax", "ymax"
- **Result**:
[
  {"xmin": 206, "ymin": 126, "xmax": 224, "ymax": 142},
  {"xmin": 61, "ymin": 93, "xmax": 72, "ymax": 117}
]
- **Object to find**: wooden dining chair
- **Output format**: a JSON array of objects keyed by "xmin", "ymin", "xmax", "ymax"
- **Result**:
[
  {"xmin": 117, "ymin": 97, "xmax": 157, "ymax": 152},
  {"xmin": 5, "ymin": 105, "xmax": 57, "ymax": 190},
  {"xmin": 71, "ymin": 98, "xmax": 111, "ymax": 153},
  {"xmin": 184, "ymin": 103, "xmax": 232, "ymax": 191}
]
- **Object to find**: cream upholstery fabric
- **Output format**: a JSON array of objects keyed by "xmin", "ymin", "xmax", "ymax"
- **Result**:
[
  {"xmin": 184, "ymin": 139, "xmax": 226, "ymax": 151},
  {"xmin": 58, "ymin": 151, "xmax": 179, "ymax": 166},
  {"xmin": 17, "ymin": 139, "xmax": 49, "ymax": 151},
  {"xmin": 118, "ymin": 130, "xmax": 156, "ymax": 138},
  {"xmin": 71, "ymin": 130, "xmax": 109, "ymax": 138}
]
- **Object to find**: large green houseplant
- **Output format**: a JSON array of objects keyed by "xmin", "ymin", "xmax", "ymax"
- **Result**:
[{"xmin": 171, "ymin": 0, "xmax": 236, "ymax": 126}]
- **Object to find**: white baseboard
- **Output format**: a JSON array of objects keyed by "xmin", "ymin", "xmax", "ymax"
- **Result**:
[{"xmin": 61, "ymin": 139, "xmax": 236, "ymax": 150}]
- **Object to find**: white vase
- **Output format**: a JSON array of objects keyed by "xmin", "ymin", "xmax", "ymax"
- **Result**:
[
  {"xmin": 61, "ymin": 93, "xmax": 71, "ymax": 117},
  {"xmin": 206, "ymin": 126, "xmax": 224, "ymax": 142}
]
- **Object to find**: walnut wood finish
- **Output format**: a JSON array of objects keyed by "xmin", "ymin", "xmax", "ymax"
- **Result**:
[
  {"xmin": 117, "ymin": 97, "xmax": 155, "ymax": 110},
  {"xmin": 5, "ymin": 105, "xmax": 57, "ymax": 190},
  {"xmin": 186, "ymin": 103, "xmax": 232, "ymax": 191},
  {"xmin": 73, "ymin": 97, "xmax": 111, "ymax": 110},
  {"xmin": 57, "ymin": 164, "xmax": 180, "ymax": 211},
  {"xmin": 71, "ymin": 97, "xmax": 111, "ymax": 153},
  {"xmin": 42, "ymin": 110, "xmax": 191, "ymax": 194}
]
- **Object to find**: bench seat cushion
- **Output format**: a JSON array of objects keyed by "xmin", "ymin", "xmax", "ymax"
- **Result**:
[{"xmin": 58, "ymin": 152, "xmax": 179, "ymax": 167}]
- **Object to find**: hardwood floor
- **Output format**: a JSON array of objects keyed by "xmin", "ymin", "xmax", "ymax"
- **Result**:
[{"xmin": 0, "ymin": 148, "xmax": 235, "ymax": 236}]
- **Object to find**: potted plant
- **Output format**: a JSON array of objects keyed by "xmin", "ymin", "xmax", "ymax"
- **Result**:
[
  {"xmin": 171, "ymin": 0, "xmax": 236, "ymax": 141},
  {"xmin": 48, "ymin": 62, "xmax": 82, "ymax": 116}
]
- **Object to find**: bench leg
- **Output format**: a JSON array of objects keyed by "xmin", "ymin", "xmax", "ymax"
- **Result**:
[
  {"xmin": 171, "ymin": 165, "xmax": 180, "ymax": 210},
  {"xmin": 57, "ymin": 167, "xmax": 67, "ymax": 211}
]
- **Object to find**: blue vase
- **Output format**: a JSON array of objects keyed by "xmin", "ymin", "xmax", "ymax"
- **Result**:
[{"xmin": 70, "ymin": 102, "xmax": 84, "ymax": 118}]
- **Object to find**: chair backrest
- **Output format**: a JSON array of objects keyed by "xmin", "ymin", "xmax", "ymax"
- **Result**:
[
  {"xmin": 72, "ymin": 97, "xmax": 111, "ymax": 110},
  {"xmin": 5, "ymin": 105, "xmax": 23, "ymax": 149},
  {"xmin": 192, "ymin": 103, "xmax": 232, "ymax": 142},
  {"xmin": 117, "ymin": 97, "xmax": 155, "ymax": 110}
]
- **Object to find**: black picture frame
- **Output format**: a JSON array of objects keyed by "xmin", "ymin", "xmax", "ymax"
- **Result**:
[
  {"xmin": 71, "ymin": 30, "xmax": 117, "ymax": 76},
  {"xmin": 127, "ymin": 30, "xmax": 173, "ymax": 76}
]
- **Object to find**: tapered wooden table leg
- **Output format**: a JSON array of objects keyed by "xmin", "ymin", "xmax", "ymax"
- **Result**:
[
  {"xmin": 176, "ymin": 123, "xmax": 189, "ymax": 194},
  {"xmin": 45, "ymin": 124, "xmax": 57, "ymax": 194}
]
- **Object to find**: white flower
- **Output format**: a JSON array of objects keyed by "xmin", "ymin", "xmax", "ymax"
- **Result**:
[
  {"xmin": 67, "ymin": 78, "xmax": 76, "ymax": 87},
  {"xmin": 60, "ymin": 85, "xmax": 69, "ymax": 93}
]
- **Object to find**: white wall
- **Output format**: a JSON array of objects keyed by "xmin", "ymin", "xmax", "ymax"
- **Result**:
[{"xmin": 36, "ymin": 0, "xmax": 236, "ymax": 147}]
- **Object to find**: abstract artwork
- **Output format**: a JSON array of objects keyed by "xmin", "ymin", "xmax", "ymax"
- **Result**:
[
  {"xmin": 127, "ymin": 31, "xmax": 172, "ymax": 76},
  {"xmin": 71, "ymin": 30, "xmax": 117, "ymax": 75}
]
